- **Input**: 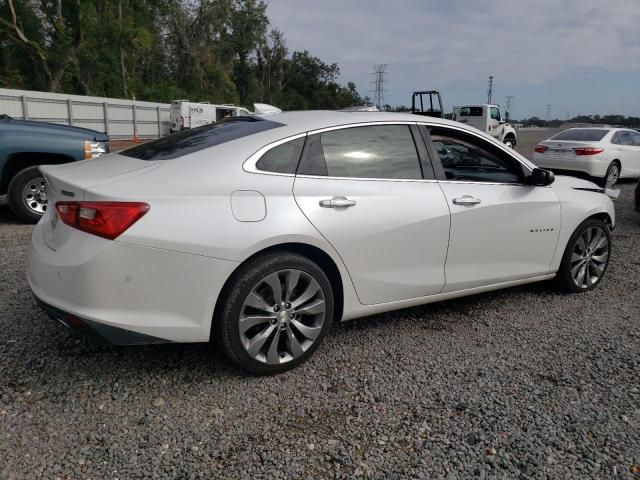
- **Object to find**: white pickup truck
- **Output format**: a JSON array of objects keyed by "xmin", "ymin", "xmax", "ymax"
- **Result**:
[{"xmin": 452, "ymin": 104, "xmax": 517, "ymax": 148}]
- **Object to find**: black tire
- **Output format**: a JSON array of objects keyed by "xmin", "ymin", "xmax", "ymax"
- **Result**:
[
  {"xmin": 7, "ymin": 166, "xmax": 48, "ymax": 223},
  {"xmin": 214, "ymin": 251, "xmax": 334, "ymax": 375},
  {"xmin": 503, "ymin": 136, "xmax": 516, "ymax": 148},
  {"xmin": 554, "ymin": 217, "xmax": 611, "ymax": 293},
  {"xmin": 601, "ymin": 161, "xmax": 621, "ymax": 189}
]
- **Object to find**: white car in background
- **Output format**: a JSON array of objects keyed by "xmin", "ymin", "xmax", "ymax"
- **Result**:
[
  {"xmin": 533, "ymin": 128, "xmax": 640, "ymax": 188},
  {"xmin": 28, "ymin": 112, "xmax": 615, "ymax": 374}
]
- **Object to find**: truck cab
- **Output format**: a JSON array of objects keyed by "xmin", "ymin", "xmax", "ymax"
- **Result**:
[{"xmin": 452, "ymin": 104, "xmax": 517, "ymax": 148}]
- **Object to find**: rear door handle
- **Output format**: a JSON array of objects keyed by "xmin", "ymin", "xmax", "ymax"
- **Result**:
[
  {"xmin": 319, "ymin": 196, "xmax": 357, "ymax": 208},
  {"xmin": 452, "ymin": 195, "xmax": 481, "ymax": 206}
]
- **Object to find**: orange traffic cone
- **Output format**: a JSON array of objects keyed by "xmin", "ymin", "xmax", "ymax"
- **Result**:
[{"xmin": 133, "ymin": 128, "xmax": 139, "ymax": 143}]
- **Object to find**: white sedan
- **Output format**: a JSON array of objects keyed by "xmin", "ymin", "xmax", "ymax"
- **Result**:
[
  {"xmin": 533, "ymin": 128, "xmax": 640, "ymax": 188},
  {"xmin": 28, "ymin": 112, "xmax": 615, "ymax": 374}
]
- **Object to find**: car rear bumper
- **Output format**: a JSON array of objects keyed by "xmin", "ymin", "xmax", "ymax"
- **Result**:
[
  {"xmin": 35, "ymin": 296, "xmax": 171, "ymax": 345},
  {"xmin": 27, "ymin": 222, "xmax": 239, "ymax": 344},
  {"xmin": 532, "ymin": 153, "xmax": 609, "ymax": 178}
]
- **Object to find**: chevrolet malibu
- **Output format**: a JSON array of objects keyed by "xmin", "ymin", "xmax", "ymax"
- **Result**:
[{"xmin": 28, "ymin": 112, "xmax": 615, "ymax": 374}]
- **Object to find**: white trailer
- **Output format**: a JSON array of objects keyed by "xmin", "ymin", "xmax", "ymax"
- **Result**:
[
  {"xmin": 169, "ymin": 101, "xmax": 253, "ymax": 133},
  {"xmin": 452, "ymin": 104, "xmax": 517, "ymax": 148}
]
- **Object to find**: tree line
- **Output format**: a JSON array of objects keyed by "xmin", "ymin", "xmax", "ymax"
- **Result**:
[
  {"xmin": 517, "ymin": 115, "xmax": 640, "ymax": 129},
  {"xmin": 0, "ymin": 0, "xmax": 367, "ymax": 110}
]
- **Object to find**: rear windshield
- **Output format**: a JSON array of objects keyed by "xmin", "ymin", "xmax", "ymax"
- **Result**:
[
  {"xmin": 459, "ymin": 107, "xmax": 483, "ymax": 116},
  {"xmin": 550, "ymin": 129, "xmax": 609, "ymax": 142},
  {"xmin": 122, "ymin": 117, "xmax": 284, "ymax": 160}
]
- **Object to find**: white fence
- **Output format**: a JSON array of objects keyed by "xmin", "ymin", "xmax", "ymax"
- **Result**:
[{"xmin": 0, "ymin": 88, "xmax": 171, "ymax": 139}]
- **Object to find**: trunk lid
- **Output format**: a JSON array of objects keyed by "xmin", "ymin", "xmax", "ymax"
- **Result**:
[
  {"xmin": 40, "ymin": 154, "xmax": 162, "ymax": 250},
  {"xmin": 538, "ymin": 140, "xmax": 597, "ymax": 160}
]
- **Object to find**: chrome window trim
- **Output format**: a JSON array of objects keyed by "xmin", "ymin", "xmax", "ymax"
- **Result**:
[
  {"xmin": 243, "ymin": 121, "xmax": 424, "ymax": 180},
  {"xmin": 243, "ymin": 120, "xmax": 543, "ymax": 187},
  {"xmin": 243, "ymin": 132, "xmax": 307, "ymax": 177}
]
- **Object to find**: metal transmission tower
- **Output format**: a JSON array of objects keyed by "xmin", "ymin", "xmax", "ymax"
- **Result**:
[
  {"xmin": 487, "ymin": 75, "xmax": 494, "ymax": 104},
  {"xmin": 372, "ymin": 64, "xmax": 387, "ymax": 110},
  {"xmin": 545, "ymin": 104, "xmax": 552, "ymax": 123},
  {"xmin": 505, "ymin": 95, "xmax": 513, "ymax": 114}
]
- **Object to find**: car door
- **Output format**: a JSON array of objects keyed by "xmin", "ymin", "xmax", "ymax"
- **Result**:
[
  {"xmin": 293, "ymin": 123, "xmax": 451, "ymax": 305},
  {"xmin": 488, "ymin": 107, "xmax": 502, "ymax": 139},
  {"xmin": 613, "ymin": 130, "xmax": 640, "ymax": 176},
  {"xmin": 422, "ymin": 124, "xmax": 561, "ymax": 292}
]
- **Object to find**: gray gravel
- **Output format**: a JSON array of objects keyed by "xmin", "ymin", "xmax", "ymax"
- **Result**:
[{"xmin": 1, "ymin": 181, "xmax": 639, "ymax": 479}]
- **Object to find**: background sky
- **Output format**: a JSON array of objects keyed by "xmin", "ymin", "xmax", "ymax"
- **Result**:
[{"xmin": 265, "ymin": 0, "xmax": 640, "ymax": 119}]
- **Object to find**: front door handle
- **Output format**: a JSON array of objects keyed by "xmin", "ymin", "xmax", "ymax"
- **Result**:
[
  {"xmin": 452, "ymin": 195, "xmax": 481, "ymax": 206},
  {"xmin": 319, "ymin": 196, "xmax": 357, "ymax": 208}
]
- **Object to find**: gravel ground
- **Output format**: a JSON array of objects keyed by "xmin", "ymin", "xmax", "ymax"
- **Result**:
[{"xmin": 1, "ymin": 139, "xmax": 639, "ymax": 479}]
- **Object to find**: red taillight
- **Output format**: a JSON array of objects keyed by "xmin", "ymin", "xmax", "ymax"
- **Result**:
[
  {"xmin": 534, "ymin": 145, "xmax": 548, "ymax": 153},
  {"xmin": 55, "ymin": 202, "xmax": 150, "ymax": 240},
  {"xmin": 573, "ymin": 147, "xmax": 604, "ymax": 156}
]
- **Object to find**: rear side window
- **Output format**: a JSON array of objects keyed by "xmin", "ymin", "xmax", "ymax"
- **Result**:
[
  {"xmin": 122, "ymin": 117, "xmax": 284, "ymax": 160},
  {"xmin": 298, "ymin": 125, "xmax": 422, "ymax": 179},
  {"xmin": 256, "ymin": 137, "xmax": 305, "ymax": 174},
  {"xmin": 551, "ymin": 129, "xmax": 609, "ymax": 142},
  {"xmin": 459, "ymin": 107, "xmax": 483, "ymax": 116}
]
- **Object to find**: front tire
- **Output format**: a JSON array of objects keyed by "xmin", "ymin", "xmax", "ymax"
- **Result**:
[
  {"xmin": 503, "ymin": 136, "xmax": 516, "ymax": 148},
  {"xmin": 7, "ymin": 166, "xmax": 48, "ymax": 223},
  {"xmin": 554, "ymin": 218, "xmax": 611, "ymax": 293},
  {"xmin": 214, "ymin": 252, "xmax": 334, "ymax": 375}
]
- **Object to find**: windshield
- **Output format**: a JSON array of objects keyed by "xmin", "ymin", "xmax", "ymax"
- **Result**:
[
  {"xmin": 550, "ymin": 129, "xmax": 609, "ymax": 142},
  {"xmin": 122, "ymin": 117, "xmax": 284, "ymax": 160}
]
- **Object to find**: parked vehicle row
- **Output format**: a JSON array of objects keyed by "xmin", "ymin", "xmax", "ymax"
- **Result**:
[
  {"xmin": 533, "ymin": 128, "xmax": 640, "ymax": 188},
  {"xmin": 28, "ymin": 111, "xmax": 615, "ymax": 374}
]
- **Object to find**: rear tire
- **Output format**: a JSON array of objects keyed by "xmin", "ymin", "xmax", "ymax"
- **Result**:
[
  {"xmin": 554, "ymin": 218, "xmax": 611, "ymax": 293},
  {"xmin": 602, "ymin": 161, "xmax": 620, "ymax": 189},
  {"xmin": 7, "ymin": 166, "xmax": 48, "ymax": 223},
  {"xmin": 214, "ymin": 251, "xmax": 334, "ymax": 375}
]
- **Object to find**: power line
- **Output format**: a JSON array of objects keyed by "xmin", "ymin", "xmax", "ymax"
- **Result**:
[
  {"xmin": 505, "ymin": 95, "xmax": 513, "ymax": 114},
  {"xmin": 487, "ymin": 75, "xmax": 494, "ymax": 104},
  {"xmin": 372, "ymin": 64, "xmax": 387, "ymax": 110}
]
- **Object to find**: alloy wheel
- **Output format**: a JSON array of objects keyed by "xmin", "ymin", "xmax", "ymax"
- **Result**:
[
  {"xmin": 605, "ymin": 165, "xmax": 620, "ymax": 189},
  {"xmin": 239, "ymin": 269, "xmax": 326, "ymax": 365},
  {"xmin": 22, "ymin": 177, "xmax": 48, "ymax": 215},
  {"xmin": 570, "ymin": 226, "xmax": 609, "ymax": 289}
]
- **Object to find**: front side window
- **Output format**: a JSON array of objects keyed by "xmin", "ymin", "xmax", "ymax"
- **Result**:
[
  {"xmin": 490, "ymin": 107, "xmax": 500, "ymax": 121},
  {"xmin": 430, "ymin": 127, "xmax": 524, "ymax": 184},
  {"xmin": 256, "ymin": 137, "xmax": 305, "ymax": 174},
  {"xmin": 298, "ymin": 125, "xmax": 423, "ymax": 179}
]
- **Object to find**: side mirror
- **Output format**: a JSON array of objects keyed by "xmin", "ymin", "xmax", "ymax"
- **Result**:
[{"xmin": 530, "ymin": 168, "xmax": 555, "ymax": 186}]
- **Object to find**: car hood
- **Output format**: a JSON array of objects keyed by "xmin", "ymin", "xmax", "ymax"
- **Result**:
[{"xmin": 1, "ymin": 117, "xmax": 109, "ymax": 141}]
